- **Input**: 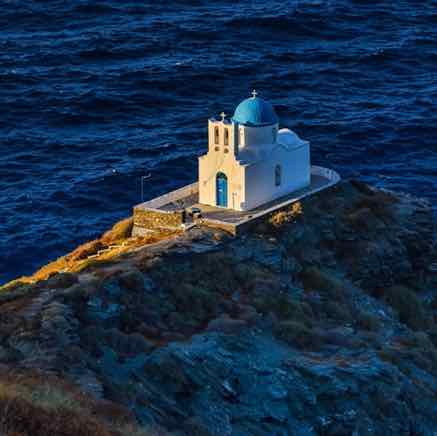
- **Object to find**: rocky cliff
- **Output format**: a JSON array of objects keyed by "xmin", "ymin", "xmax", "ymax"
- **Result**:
[{"xmin": 1, "ymin": 180, "xmax": 437, "ymax": 436}]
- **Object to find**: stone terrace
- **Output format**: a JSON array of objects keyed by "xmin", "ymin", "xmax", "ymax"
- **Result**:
[{"xmin": 133, "ymin": 166, "xmax": 340, "ymax": 236}]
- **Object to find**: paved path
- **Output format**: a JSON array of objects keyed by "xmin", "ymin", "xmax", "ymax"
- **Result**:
[
  {"xmin": 134, "ymin": 166, "xmax": 340, "ymax": 235},
  {"xmin": 159, "ymin": 174, "xmax": 330, "ymax": 225},
  {"xmin": 192, "ymin": 175, "xmax": 328, "ymax": 224}
]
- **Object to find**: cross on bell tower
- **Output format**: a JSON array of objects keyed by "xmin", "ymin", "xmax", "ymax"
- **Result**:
[
  {"xmin": 251, "ymin": 89, "xmax": 258, "ymax": 99},
  {"xmin": 220, "ymin": 111, "xmax": 226, "ymax": 121}
]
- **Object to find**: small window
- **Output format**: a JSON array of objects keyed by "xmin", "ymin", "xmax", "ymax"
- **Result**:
[
  {"xmin": 272, "ymin": 127, "xmax": 277, "ymax": 142},
  {"xmin": 224, "ymin": 128, "xmax": 229, "ymax": 146},
  {"xmin": 239, "ymin": 128, "xmax": 244, "ymax": 145},
  {"xmin": 215, "ymin": 146, "xmax": 220, "ymax": 152},
  {"xmin": 224, "ymin": 148, "xmax": 229, "ymax": 154},
  {"xmin": 214, "ymin": 126, "xmax": 219, "ymax": 145},
  {"xmin": 275, "ymin": 164, "xmax": 281, "ymax": 186}
]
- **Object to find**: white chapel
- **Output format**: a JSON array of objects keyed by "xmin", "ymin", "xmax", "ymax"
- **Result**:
[{"xmin": 198, "ymin": 91, "xmax": 311, "ymax": 211}]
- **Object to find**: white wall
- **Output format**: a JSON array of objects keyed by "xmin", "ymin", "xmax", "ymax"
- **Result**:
[
  {"xmin": 238, "ymin": 123, "xmax": 278, "ymax": 150},
  {"xmin": 200, "ymin": 118, "xmax": 311, "ymax": 211},
  {"xmin": 243, "ymin": 142, "xmax": 311, "ymax": 210},
  {"xmin": 208, "ymin": 119, "xmax": 237, "ymax": 155},
  {"xmin": 198, "ymin": 148, "xmax": 246, "ymax": 210},
  {"xmin": 200, "ymin": 119, "xmax": 245, "ymax": 209}
]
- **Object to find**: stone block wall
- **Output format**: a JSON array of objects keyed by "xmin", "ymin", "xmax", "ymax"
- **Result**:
[
  {"xmin": 133, "ymin": 207, "xmax": 184, "ymax": 235},
  {"xmin": 198, "ymin": 218, "xmax": 238, "ymax": 236}
]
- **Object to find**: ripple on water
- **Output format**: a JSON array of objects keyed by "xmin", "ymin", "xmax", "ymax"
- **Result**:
[{"xmin": 1, "ymin": 0, "xmax": 436, "ymax": 283}]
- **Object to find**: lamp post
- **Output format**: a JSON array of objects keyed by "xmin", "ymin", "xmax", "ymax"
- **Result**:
[{"xmin": 141, "ymin": 173, "xmax": 152, "ymax": 202}]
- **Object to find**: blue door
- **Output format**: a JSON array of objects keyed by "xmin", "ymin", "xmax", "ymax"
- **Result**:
[{"xmin": 216, "ymin": 172, "xmax": 228, "ymax": 207}]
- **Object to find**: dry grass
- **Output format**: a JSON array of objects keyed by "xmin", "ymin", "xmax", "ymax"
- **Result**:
[
  {"xmin": 101, "ymin": 218, "xmax": 133, "ymax": 245},
  {"xmin": 0, "ymin": 379, "xmax": 132, "ymax": 436},
  {"xmin": 0, "ymin": 217, "xmax": 179, "ymax": 291},
  {"xmin": 0, "ymin": 371, "xmax": 159, "ymax": 436},
  {"xmin": 70, "ymin": 240, "xmax": 105, "ymax": 261},
  {"xmin": 0, "ymin": 382, "xmax": 82, "ymax": 413},
  {"xmin": 269, "ymin": 202, "xmax": 302, "ymax": 228}
]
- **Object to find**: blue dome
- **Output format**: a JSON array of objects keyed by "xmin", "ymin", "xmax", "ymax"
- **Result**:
[{"xmin": 232, "ymin": 96, "xmax": 278, "ymax": 126}]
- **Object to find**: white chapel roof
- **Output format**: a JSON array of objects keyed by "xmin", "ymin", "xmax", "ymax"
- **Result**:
[{"xmin": 277, "ymin": 128, "xmax": 308, "ymax": 149}]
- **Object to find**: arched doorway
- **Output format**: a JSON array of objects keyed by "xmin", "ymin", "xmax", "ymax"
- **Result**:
[{"xmin": 216, "ymin": 172, "xmax": 228, "ymax": 207}]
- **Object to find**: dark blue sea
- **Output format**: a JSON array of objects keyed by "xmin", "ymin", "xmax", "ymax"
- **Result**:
[{"xmin": 1, "ymin": 0, "xmax": 437, "ymax": 284}]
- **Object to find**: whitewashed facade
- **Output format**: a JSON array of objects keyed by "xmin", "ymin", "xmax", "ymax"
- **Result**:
[{"xmin": 198, "ymin": 93, "xmax": 311, "ymax": 211}]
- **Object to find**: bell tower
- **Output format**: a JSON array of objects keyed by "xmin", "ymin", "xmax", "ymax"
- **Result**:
[{"xmin": 207, "ymin": 112, "xmax": 238, "ymax": 158}]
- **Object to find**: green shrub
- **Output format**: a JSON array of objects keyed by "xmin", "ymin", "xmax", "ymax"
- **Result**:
[
  {"xmin": 401, "ymin": 332, "xmax": 437, "ymax": 375},
  {"xmin": 403, "ymin": 331, "xmax": 434, "ymax": 349},
  {"xmin": 118, "ymin": 269, "xmax": 145, "ymax": 292},
  {"xmin": 171, "ymin": 283, "xmax": 219, "ymax": 322},
  {"xmin": 346, "ymin": 207, "xmax": 375, "ymax": 231},
  {"xmin": 233, "ymin": 263, "xmax": 253, "ymax": 283},
  {"xmin": 356, "ymin": 311, "xmax": 381, "ymax": 331},
  {"xmin": 252, "ymin": 293, "xmax": 310, "ymax": 323},
  {"xmin": 384, "ymin": 286, "xmax": 432, "ymax": 331},
  {"xmin": 274, "ymin": 320, "xmax": 321, "ymax": 349},
  {"xmin": 0, "ymin": 282, "xmax": 33, "ymax": 304},
  {"xmin": 46, "ymin": 272, "xmax": 78, "ymax": 289},
  {"xmin": 301, "ymin": 267, "xmax": 347, "ymax": 300},
  {"xmin": 378, "ymin": 348, "xmax": 403, "ymax": 368},
  {"xmin": 239, "ymin": 267, "xmax": 281, "ymax": 294},
  {"xmin": 350, "ymin": 179, "xmax": 376, "ymax": 196},
  {"xmin": 178, "ymin": 252, "xmax": 238, "ymax": 295},
  {"xmin": 324, "ymin": 300, "xmax": 352, "ymax": 323},
  {"xmin": 427, "ymin": 328, "xmax": 437, "ymax": 348},
  {"xmin": 352, "ymin": 189, "xmax": 397, "ymax": 222}
]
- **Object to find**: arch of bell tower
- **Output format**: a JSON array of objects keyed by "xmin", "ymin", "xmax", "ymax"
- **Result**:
[{"xmin": 208, "ymin": 115, "xmax": 238, "ymax": 157}]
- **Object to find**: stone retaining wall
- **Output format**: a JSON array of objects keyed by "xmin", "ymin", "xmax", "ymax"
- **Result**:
[
  {"xmin": 132, "ymin": 166, "xmax": 340, "ymax": 237},
  {"xmin": 196, "ymin": 218, "xmax": 238, "ymax": 235},
  {"xmin": 199, "ymin": 202, "xmax": 300, "ymax": 236},
  {"xmin": 133, "ymin": 207, "xmax": 184, "ymax": 235}
]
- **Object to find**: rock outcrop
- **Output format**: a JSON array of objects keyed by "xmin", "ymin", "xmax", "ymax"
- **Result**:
[{"xmin": 1, "ymin": 180, "xmax": 436, "ymax": 435}]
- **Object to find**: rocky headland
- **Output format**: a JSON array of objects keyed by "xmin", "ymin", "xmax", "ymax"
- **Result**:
[{"xmin": 1, "ymin": 180, "xmax": 437, "ymax": 435}]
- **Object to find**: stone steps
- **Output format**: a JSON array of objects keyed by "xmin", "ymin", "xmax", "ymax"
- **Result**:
[{"xmin": 84, "ymin": 239, "xmax": 132, "ymax": 261}]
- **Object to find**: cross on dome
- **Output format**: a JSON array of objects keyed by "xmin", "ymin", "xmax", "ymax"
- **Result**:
[
  {"xmin": 198, "ymin": 91, "xmax": 316, "ymax": 213},
  {"xmin": 232, "ymin": 92, "xmax": 278, "ymax": 126}
]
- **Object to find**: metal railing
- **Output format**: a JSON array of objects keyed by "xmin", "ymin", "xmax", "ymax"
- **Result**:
[
  {"xmin": 311, "ymin": 165, "xmax": 341, "ymax": 183},
  {"xmin": 135, "ymin": 166, "xmax": 339, "ymax": 214},
  {"xmin": 137, "ymin": 182, "xmax": 199, "ymax": 211}
]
